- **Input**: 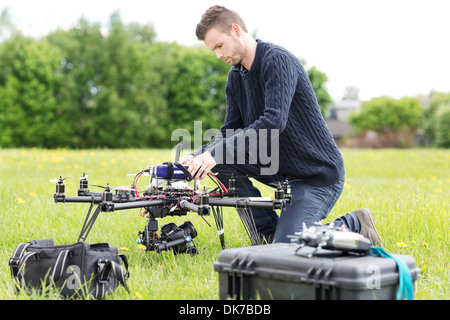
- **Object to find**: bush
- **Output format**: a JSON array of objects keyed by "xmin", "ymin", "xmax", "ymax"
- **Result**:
[
  {"xmin": 434, "ymin": 104, "xmax": 450, "ymax": 148},
  {"xmin": 0, "ymin": 36, "xmax": 74, "ymax": 148},
  {"xmin": 423, "ymin": 92, "xmax": 450, "ymax": 148},
  {"xmin": 349, "ymin": 96, "xmax": 422, "ymax": 133}
]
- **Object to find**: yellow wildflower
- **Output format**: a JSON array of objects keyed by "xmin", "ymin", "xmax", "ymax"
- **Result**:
[{"xmin": 134, "ymin": 291, "xmax": 143, "ymax": 299}]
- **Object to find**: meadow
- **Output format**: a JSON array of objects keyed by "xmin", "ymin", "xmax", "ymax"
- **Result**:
[{"xmin": 0, "ymin": 148, "xmax": 448, "ymax": 300}]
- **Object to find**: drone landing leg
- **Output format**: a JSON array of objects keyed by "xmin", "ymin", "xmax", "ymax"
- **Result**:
[
  {"xmin": 211, "ymin": 206, "xmax": 225, "ymax": 249},
  {"xmin": 77, "ymin": 204, "xmax": 102, "ymax": 242},
  {"xmin": 236, "ymin": 207, "xmax": 261, "ymax": 246}
]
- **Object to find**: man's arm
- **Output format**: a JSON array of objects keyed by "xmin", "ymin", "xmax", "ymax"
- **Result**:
[
  {"xmin": 203, "ymin": 53, "xmax": 297, "ymax": 165},
  {"xmin": 184, "ymin": 74, "xmax": 242, "ymax": 180},
  {"xmin": 186, "ymin": 51, "xmax": 298, "ymax": 179}
]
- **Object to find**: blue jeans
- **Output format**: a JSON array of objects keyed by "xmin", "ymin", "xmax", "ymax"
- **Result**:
[{"xmin": 213, "ymin": 164, "xmax": 360, "ymax": 243}]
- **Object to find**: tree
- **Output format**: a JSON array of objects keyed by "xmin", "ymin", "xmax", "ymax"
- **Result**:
[
  {"xmin": 302, "ymin": 60, "xmax": 333, "ymax": 116},
  {"xmin": 45, "ymin": 17, "xmax": 105, "ymax": 147},
  {"xmin": 342, "ymin": 86, "xmax": 360, "ymax": 101},
  {"xmin": 86, "ymin": 12, "xmax": 168, "ymax": 148},
  {"xmin": 423, "ymin": 91, "xmax": 450, "ymax": 148},
  {"xmin": 0, "ymin": 36, "xmax": 73, "ymax": 147},
  {"xmin": 46, "ymin": 12, "xmax": 169, "ymax": 148},
  {"xmin": 349, "ymin": 96, "xmax": 422, "ymax": 132},
  {"xmin": 0, "ymin": 8, "xmax": 18, "ymax": 42},
  {"xmin": 166, "ymin": 44, "xmax": 228, "ymax": 135}
]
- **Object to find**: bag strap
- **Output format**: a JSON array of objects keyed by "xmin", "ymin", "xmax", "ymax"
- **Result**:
[
  {"xmin": 119, "ymin": 254, "xmax": 130, "ymax": 279},
  {"xmin": 9, "ymin": 242, "xmax": 32, "ymax": 279},
  {"xmin": 9, "ymin": 241, "xmax": 69, "ymax": 286},
  {"xmin": 9, "ymin": 242, "xmax": 38, "ymax": 293},
  {"xmin": 51, "ymin": 249, "xmax": 70, "ymax": 282},
  {"xmin": 11, "ymin": 251, "xmax": 37, "ymax": 283},
  {"xmin": 96, "ymin": 255, "xmax": 130, "ymax": 299},
  {"xmin": 370, "ymin": 246, "xmax": 414, "ymax": 300},
  {"xmin": 9, "ymin": 240, "xmax": 54, "ymax": 277}
]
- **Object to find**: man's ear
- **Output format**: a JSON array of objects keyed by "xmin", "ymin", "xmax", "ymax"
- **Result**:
[{"xmin": 230, "ymin": 23, "xmax": 242, "ymax": 36}]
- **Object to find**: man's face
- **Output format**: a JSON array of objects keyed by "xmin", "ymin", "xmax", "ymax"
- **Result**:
[{"xmin": 204, "ymin": 27, "xmax": 244, "ymax": 66}]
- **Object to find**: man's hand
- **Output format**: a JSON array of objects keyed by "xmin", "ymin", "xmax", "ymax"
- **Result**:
[
  {"xmin": 183, "ymin": 151, "xmax": 216, "ymax": 181},
  {"xmin": 178, "ymin": 154, "xmax": 195, "ymax": 165}
]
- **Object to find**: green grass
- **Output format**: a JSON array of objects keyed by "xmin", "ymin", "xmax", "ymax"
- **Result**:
[{"xmin": 0, "ymin": 148, "xmax": 449, "ymax": 300}]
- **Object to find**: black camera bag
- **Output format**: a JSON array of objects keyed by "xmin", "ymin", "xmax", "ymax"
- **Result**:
[{"xmin": 9, "ymin": 239, "xmax": 129, "ymax": 299}]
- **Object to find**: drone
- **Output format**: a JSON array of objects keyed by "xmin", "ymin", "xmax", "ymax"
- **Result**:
[
  {"xmin": 51, "ymin": 144, "xmax": 292, "ymax": 255},
  {"xmin": 289, "ymin": 222, "xmax": 372, "ymax": 257}
]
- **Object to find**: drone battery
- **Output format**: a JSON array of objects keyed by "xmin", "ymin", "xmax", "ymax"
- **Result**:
[
  {"xmin": 214, "ymin": 243, "xmax": 420, "ymax": 300},
  {"xmin": 151, "ymin": 164, "xmax": 186, "ymax": 179}
]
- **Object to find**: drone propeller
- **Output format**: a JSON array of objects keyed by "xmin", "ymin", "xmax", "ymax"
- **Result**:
[
  {"xmin": 267, "ymin": 178, "xmax": 300, "ymax": 188},
  {"xmin": 80, "ymin": 173, "xmax": 88, "ymax": 180},
  {"xmin": 88, "ymin": 183, "xmax": 110, "ymax": 189},
  {"xmin": 49, "ymin": 176, "xmax": 70, "ymax": 183},
  {"xmin": 267, "ymin": 181, "xmax": 283, "ymax": 189},
  {"xmin": 89, "ymin": 184, "xmax": 135, "ymax": 192},
  {"xmin": 50, "ymin": 176, "xmax": 70, "ymax": 194}
]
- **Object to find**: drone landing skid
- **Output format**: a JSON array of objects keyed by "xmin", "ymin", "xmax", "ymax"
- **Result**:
[{"xmin": 78, "ymin": 202, "xmax": 102, "ymax": 242}]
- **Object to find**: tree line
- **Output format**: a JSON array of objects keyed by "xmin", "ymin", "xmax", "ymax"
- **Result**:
[
  {"xmin": 348, "ymin": 93, "xmax": 450, "ymax": 148},
  {"xmin": 0, "ymin": 11, "xmax": 332, "ymax": 149},
  {"xmin": 1, "ymin": 10, "xmax": 448, "ymax": 148},
  {"xmin": 0, "ymin": 12, "xmax": 231, "ymax": 148}
]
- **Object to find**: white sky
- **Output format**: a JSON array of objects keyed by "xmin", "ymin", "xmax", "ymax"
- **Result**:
[{"xmin": 1, "ymin": 0, "xmax": 449, "ymax": 101}]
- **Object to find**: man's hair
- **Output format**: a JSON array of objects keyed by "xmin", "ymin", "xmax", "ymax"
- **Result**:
[{"xmin": 196, "ymin": 5, "xmax": 248, "ymax": 41}]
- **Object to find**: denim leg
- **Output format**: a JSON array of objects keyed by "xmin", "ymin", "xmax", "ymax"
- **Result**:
[
  {"xmin": 273, "ymin": 179, "xmax": 346, "ymax": 243},
  {"xmin": 332, "ymin": 212, "xmax": 361, "ymax": 233},
  {"xmin": 211, "ymin": 164, "xmax": 360, "ymax": 242},
  {"xmin": 212, "ymin": 164, "xmax": 280, "ymax": 237}
]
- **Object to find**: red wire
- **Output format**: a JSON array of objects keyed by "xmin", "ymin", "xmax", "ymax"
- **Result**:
[
  {"xmin": 207, "ymin": 172, "xmax": 228, "ymax": 194},
  {"xmin": 133, "ymin": 169, "xmax": 146, "ymax": 198},
  {"xmin": 135, "ymin": 170, "xmax": 228, "ymax": 218}
]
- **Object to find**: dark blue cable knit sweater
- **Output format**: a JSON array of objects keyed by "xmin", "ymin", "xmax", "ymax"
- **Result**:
[{"xmin": 194, "ymin": 40, "xmax": 345, "ymax": 187}]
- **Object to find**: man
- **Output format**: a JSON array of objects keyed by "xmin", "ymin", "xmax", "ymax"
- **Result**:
[{"xmin": 180, "ymin": 5, "xmax": 381, "ymax": 245}]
